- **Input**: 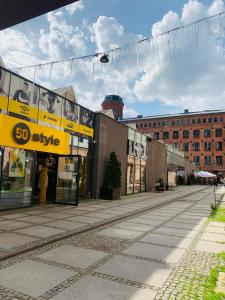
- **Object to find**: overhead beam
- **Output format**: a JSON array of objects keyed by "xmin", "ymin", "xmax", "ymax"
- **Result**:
[{"xmin": 0, "ymin": 0, "xmax": 79, "ymax": 30}]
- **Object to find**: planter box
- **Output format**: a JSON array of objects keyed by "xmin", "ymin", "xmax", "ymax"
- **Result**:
[{"xmin": 100, "ymin": 187, "xmax": 120, "ymax": 200}]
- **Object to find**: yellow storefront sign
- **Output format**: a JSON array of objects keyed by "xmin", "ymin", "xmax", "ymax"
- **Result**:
[
  {"xmin": 61, "ymin": 118, "xmax": 80, "ymax": 133},
  {"xmin": 0, "ymin": 95, "xmax": 8, "ymax": 111},
  {"xmin": 0, "ymin": 114, "xmax": 70, "ymax": 155},
  {"xmin": 38, "ymin": 109, "xmax": 62, "ymax": 128},
  {"xmin": 79, "ymin": 124, "xmax": 94, "ymax": 138},
  {"xmin": 8, "ymin": 99, "xmax": 38, "ymax": 120}
]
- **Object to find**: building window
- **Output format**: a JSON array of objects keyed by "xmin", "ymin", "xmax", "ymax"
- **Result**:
[
  {"xmin": 197, "ymin": 118, "xmax": 201, "ymax": 124},
  {"xmin": 193, "ymin": 130, "xmax": 200, "ymax": 138},
  {"xmin": 216, "ymin": 156, "xmax": 223, "ymax": 165},
  {"xmin": 136, "ymin": 124, "xmax": 139, "ymax": 129},
  {"xmin": 192, "ymin": 119, "xmax": 196, "ymax": 124},
  {"xmin": 172, "ymin": 121, "xmax": 176, "ymax": 126},
  {"xmin": 205, "ymin": 156, "xmax": 211, "ymax": 166},
  {"xmin": 173, "ymin": 131, "xmax": 179, "ymax": 139},
  {"xmin": 158, "ymin": 122, "xmax": 161, "ymax": 126},
  {"xmin": 216, "ymin": 141, "xmax": 223, "ymax": 151},
  {"xmin": 163, "ymin": 131, "xmax": 169, "ymax": 140},
  {"xmin": 187, "ymin": 119, "xmax": 190, "ymax": 124},
  {"xmin": 204, "ymin": 142, "xmax": 211, "ymax": 151},
  {"xmin": 149, "ymin": 123, "xmax": 152, "ymax": 127},
  {"xmin": 162, "ymin": 121, "xmax": 165, "ymax": 126},
  {"xmin": 216, "ymin": 128, "xmax": 222, "ymax": 137},
  {"xmin": 203, "ymin": 118, "xmax": 206, "ymax": 123},
  {"xmin": 153, "ymin": 122, "xmax": 156, "ymax": 127},
  {"xmin": 172, "ymin": 144, "xmax": 178, "ymax": 150},
  {"xmin": 220, "ymin": 117, "xmax": 224, "ymax": 122},
  {"xmin": 214, "ymin": 117, "xmax": 218, "ymax": 123},
  {"xmin": 183, "ymin": 143, "xmax": 189, "ymax": 151},
  {"xmin": 204, "ymin": 129, "xmax": 211, "ymax": 137},
  {"xmin": 194, "ymin": 156, "xmax": 200, "ymax": 166},
  {"xmin": 193, "ymin": 142, "xmax": 200, "ymax": 151},
  {"xmin": 154, "ymin": 132, "xmax": 159, "ymax": 140},
  {"xmin": 183, "ymin": 130, "xmax": 189, "ymax": 138},
  {"xmin": 208, "ymin": 117, "xmax": 212, "ymax": 123},
  {"xmin": 140, "ymin": 123, "xmax": 143, "ymax": 128},
  {"xmin": 144, "ymin": 123, "xmax": 147, "ymax": 128}
]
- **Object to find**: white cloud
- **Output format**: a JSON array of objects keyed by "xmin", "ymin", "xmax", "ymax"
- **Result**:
[
  {"xmin": 134, "ymin": 0, "xmax": 225, "ymax": 111},
  {"xmin": 65, "ymin": 0, "xmax": 84, "ymax": 15},
  {"xmin": 39, "ymin": 11, "xmax": 86, "ymax": 60},
  {"xmin": 1, "ymin": 0, "xmax": 225, "ymax": 116},
  {"xmin": 90, "ymin": 16, "xmax": 143, "ymax": 52}
]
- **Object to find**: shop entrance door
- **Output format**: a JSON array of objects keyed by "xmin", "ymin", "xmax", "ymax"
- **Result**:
[{"xmin": 54, "ymin": 155, "xmax": 80, "ymax": 206}]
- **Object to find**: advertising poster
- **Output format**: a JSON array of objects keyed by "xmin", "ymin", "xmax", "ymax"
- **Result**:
[
  {"xmin": 0, "ymin": 68, "xmax": 10, "ymax": 114},
  {"xmin": 38, "ymin": 88, "xmax": 62, "ymax": 129},
  {"xmin": 9, "ymin": 149, "xmax": 25, "ymax": 177},
  {"xmin": 79, "ymin": 107, "xmax": 94, "ymax": 138},
  {"xmin": 61, "ymin": 99, "xmax": 80, "ymax": 134},
  {"xmin": 8, "ymin": 74, "xmax": 38, "ymax": 122}
]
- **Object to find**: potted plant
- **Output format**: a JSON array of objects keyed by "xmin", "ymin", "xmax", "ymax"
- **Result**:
[
  {"xmin": 154, "ymin": 178, "xmax": 165, "ymax": 192},
  {"xmin": 100, "ymin": 152, "xmax": 121, "ymax": 200}
]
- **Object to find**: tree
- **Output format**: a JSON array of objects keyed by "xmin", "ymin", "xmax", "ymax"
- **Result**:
[{"xmin": 104, "ymin": 152, "xmax": 121, "ymax": 189}]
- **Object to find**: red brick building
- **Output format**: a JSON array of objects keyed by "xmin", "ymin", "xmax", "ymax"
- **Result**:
[
  {"xmin": 101, "ymin": 95, "xmax": 124, "ymax": 120},
  {"xmin": 122, "ymin": 109, "xmax": 225, "ymax": 176}
]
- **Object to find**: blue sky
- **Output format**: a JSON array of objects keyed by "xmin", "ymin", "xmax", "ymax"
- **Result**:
[{"xmin": 0, "ymin": 0, "xmax": 225, "ymax": 117}]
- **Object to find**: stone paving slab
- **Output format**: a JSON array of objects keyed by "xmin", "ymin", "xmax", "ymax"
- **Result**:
[
  {"xmin": 0, "ymin": 260, "xmax": 75, "ymax": 298},
  {"xmin": 170, "ymin": 217, "xmax": 204, "ymax": 225},
  {"xmin": 1, "ymin": 213, "xmax": 28, "ymax": 219},
  {"xmin": 208, "ymin": 221, "xmax": 225, "ymax": 228},
  {"xmin": 0, "ymin": 220, "xmax": 31, "ymax": 231},
  {"xmin": 153, "ymin": 226, "xmax": 197, "ymax": 238},
  {"xmin": 123, "ymin": 242, "xmax": 185, "ymax": 264},
  {"xmin": 201, "ymin": 232, "xmax": 225, "ymax": 242},
  {"xmin": 51, "ymin": 275, "xmax": 157, "ymax": 300},
  {"xmin": 37, "ymin": 245, "xmax": 108, "ymax": 268},
  {"xmin": 85, "ymin": 212, "xmax": 117, "ymax": 219},
  {"xmin": 15, "ymin": 225, "xmax": 65, "ymax": 238},
  {"xmin": 41, "ymin": 212, "xmax": 73, "ymax": 219},
  {"xmin": 95, "ymin": 255, "xmax": 172, "ymax": 287},
  {"xmin": 138, "ymin": 214, "xmax": 171, "ymax": 221},
  {"xmin": 0, "ymin": 232, "xmax": 38, "ymax": 250},
  {"xmin": 205, "ymin": 225, "xmax": 225, "ymax": 234},
  {"xmin": 162, "ymin": 221, "xmax": 201, "ymax": 231},
  {"xmin": 140, "ymin": 233, "xmax": 192, "ymax": 249},
  {"xmin": 17, "ymin": 215, "xmax": 55, "ymax": 224},
  {"xmin": 46, "ymin": 220, "xmax": 86, "ymax": 230},
  {"xmin": 66, "ymin": 215, "xmax": 104, "ymax": 224},
  {"xmin": 128, "ymin": 217, "xmax": 163, "ymax": 226},
  {"xmin": 195, "ymin": 240, "xmax": 225, "ymax": 254},
  {"xmin": 97, "ymin": 227, "xmax": 144, "ymax": 240},
  {"xmin": 113, "ymin": 221, "xmax": 154, "ymax": 232}
]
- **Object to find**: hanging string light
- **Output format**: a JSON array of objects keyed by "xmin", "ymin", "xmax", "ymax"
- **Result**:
[{"xmin": 10, "ymin": 10, "xmax": 225, "ymax": 77}]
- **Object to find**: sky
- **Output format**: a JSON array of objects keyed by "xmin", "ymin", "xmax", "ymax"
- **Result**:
[{"xmin": 0, "ymin": 0, "xmax": 225, "ymax": 118}]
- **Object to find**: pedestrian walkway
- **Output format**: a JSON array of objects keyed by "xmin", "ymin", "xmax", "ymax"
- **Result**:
[
  {"xmin": 0, "ymin": 185, "xmax": 206, "ymax": 260},
  {"xmin": 0, "ymin": 185, "xmax": 214, "ymax": 299}
]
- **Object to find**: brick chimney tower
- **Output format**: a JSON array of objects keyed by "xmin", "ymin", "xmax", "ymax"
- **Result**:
[{"xmin": 101, "ymin": 95, "xmax": 124, "ymax": 120}]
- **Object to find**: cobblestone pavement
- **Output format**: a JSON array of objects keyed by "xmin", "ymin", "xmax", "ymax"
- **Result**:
[{"xmin": 0, "ymin": 185, "xmax": 217, "ymax": 299}]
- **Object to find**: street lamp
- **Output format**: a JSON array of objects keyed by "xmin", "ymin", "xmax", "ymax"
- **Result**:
[{"xmin": 100, "ymin": 54, "xmax": 109, "ymax": 63}]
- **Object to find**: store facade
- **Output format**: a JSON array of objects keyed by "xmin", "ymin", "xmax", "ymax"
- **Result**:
[
  {"xmin": 0, "ymin": 67, "xmax": 94, "ymax": 210},
  {"xmin": 127, "ymin": 128, "xmax": 147, "ymax": 194}
]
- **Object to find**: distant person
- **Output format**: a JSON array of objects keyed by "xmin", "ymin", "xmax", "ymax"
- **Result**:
[
  {"xmin": 214, "ymin": 179, "xmax": 218, "ymax": 188},
  {"xmin": 13, "ymin": 81, "xmax": 30, "ymax": 105}
]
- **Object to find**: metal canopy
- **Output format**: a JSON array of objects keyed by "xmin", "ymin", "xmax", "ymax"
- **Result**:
[{"xmin": 0, "ymin": 0, "xmax": 79, "ymax": 30}]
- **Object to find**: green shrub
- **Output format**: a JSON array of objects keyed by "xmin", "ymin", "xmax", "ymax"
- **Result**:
[{"xmin": 103, "ymin": 152, "xmax": 121, "ymax": 189}]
